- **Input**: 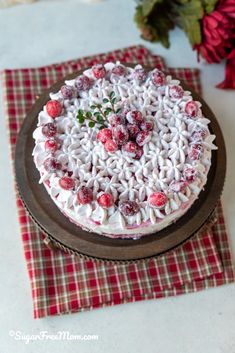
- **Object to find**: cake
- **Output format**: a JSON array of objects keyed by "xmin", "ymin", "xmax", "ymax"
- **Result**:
[{"xmin": 32, "ymin": 62, "xmax": 217, "ymax": 239}]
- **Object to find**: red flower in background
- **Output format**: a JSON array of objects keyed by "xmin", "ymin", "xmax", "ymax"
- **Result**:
[{"xmin": 195, "ymin": 0, "xmax": 235, "ymax": 89}]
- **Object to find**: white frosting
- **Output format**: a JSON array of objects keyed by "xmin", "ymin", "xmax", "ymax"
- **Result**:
[{"xmin": 32, "ymin": 62, "xmax": 217, "ymax": 238}]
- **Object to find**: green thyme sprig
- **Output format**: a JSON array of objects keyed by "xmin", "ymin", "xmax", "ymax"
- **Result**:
[{"xmin": 77, "ymin": 91, "xmax": 122, "ymax": 130}]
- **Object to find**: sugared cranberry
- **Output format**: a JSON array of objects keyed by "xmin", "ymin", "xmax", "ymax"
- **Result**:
[
  {"xmin": 104, "ymin": 139, "xmax": 118, "ymax": 153},
  {"xmin": 112, "ymin": 124, "xmax": 129, "ymax": 145},
  {"xmin": 75, "ymin": 75, "xmax": 92, "ymax": 91},
  {"xmin": 61, "ymin": 85, "xmax": 74, "ymax": 99},
  {"xmin": 169, "ymin": 85, "xmax": 184, "ymax": 99},
  {"xmin": 136, "ymin": 131, "xmax": 152, "ymax": 146},
  {"xmin": 97, "ymin": 128, "xmax": 112, "ymax": 144},
  {"xmin": 126, "ymin": 110, "xmax": 144, "ymax": 125},
  {"xmin": 192, "ymin": 129, "xmax": 208, "ymax": 142},
  {"xmin": 42, "ymin": 123, "xmax": 57, "ymax": 138},
  {"xmin": 119, "ymin": 200, "xmax": 140, "ymax": 216},
  {"xmin": 148, "ymin": 192, "xmax": 168, "ymax": 209},
  {"xmin": 43, "ymin": 157, "xmax": 61, "ymax": 172},
  {"xmin": 169, "ymin": 180, "xmax": 189, "ymax": 193},
  {"xmin": 77, "ymin": 186, "xmax": 93, "ymax": 205},
  {"xmin": 134, "ymin": 145, "xmax": 144, "ymax": 160},
  {"xmin": 59, "ymin": 176, "xmax": 75, "ymax": 190},
  {"xmin": 127, "ymin": 123, "xmax": 140, "ymax": 139},
  {"xmin": 151, "ymin": 69, "xmax": 166, "ymax": 86},
  {"xmin": 45, "ymin": 139, "xmax": 58, "ymax": 153},
  {"xmin": 183, "ymin": 167, "xmax": 198, "ymax": 182},
  {"xmin": 97, "ymin": 193, "xmax": 114, "ymax": 209},
  {"xmin": 133, "ymin": 68, "xmax": 147, "ymax": 83},
  {"xmin": 112, "ymin": 65, "xmax": 126, "ymax": 76},
  {"xmin": 92, "ymin": 64, "xmax": 106, "ymax": 79},
  {"xmin": 109, "ymin": 114, "xmax": 125, "ymax": 127},
  {"xmin": 188, "ymin": 144, "xmax": 203, "ymax": 160},
  {"xmin": 140, "ymin": 120, "xmax": 154, "ymax": 131},
  {"xmin": 46, "ymin": 100, "xmax": 62, "ymax": 118},
  {"xmin": 185, "ymin": 100, "xmax": 199, "ymax": 117},
  {"xmin": 122, "ymin": 141, "xmax": 138, "ymax": 157}
]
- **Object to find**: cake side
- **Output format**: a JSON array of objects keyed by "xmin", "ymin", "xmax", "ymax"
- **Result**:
[{"xmin": 32, "ymin": 63, "xmax": 217, "ymax": 239}]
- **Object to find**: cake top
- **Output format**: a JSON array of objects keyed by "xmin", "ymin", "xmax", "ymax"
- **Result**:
[{"xmin": 33, "ymin": 62, "xmax": 217, "ymax": 231}]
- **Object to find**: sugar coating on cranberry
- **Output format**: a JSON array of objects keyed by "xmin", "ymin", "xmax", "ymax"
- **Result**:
[
  {"xmin": 61, "ymin": 85, "xmax": 74, "ymax": 99},
  {"xmin": 169, "ymin": 180, "xmax": 188, "ymax": 193},
  {"xmin": 75, "ymin": 75, "xmax": 92, "ymax": 91},
  {"xmin": 148, "ymin": 192, "xmax": 168, "ymax": 209},
  {"xmin": 104, "ymin": 139, "xmax": 118, "ymax": 153},
  {"xmin": 45, "ymin": 139, "xmax": 58, "ymax": 153},
  {"xmin": 183, "ymin": 167, "xmax": 198, "ymax": 182},
  {"xmin": 77, "ymin": 186, "xmax": 93, "ymax": 205},
  {"xmin": 46, "ymin": 100, "xmax": 62, "ymax": 118},
  {"xmin": 185, "ymin": 100, "xmax": 199, "ymax": 117},
  {"xmin": 112, "ymin": 124, "xmax": 129, "ymax": 145},
  {"xmin": 169, "ymin": 85, "xmax": 184, "ymax": 99},
  {"xmin": 109, "ymin": 114, "xmax": 125, "ymax": 127},
  {"xmin": 133, "ymin": 68, "xmax": 147, "ymax": 83},
  {"xmin": 151, "ymin": 69, "xmax": 166, "ymax": 86},
  {"xmin": 97, "ymin": 193, "xmax": 114, "ymax": 209},
  {"xmin": 42, "ymin": 123, "xmax": 57, "ymax": 138},
  {"xmin": 188, "ymin": 144, "xmax": 203, "ymax": 160},
  {"xmin": 140, "ymin": 120, "xmax": 154, "ymax": 131},
  {"xmin": 134, "ymin": 145, "xmax": 143, "ymax": 160},
  {"xmin": 122, "ymin": 141, "xmax": 138, "ymax": 157},
  {"xmin": 119, "ymin": 200, "xmax": 140, "ymax": 216},
  {"xmin": 126, "ymin": 110, "xmax": 144, "ymax": 125},
  {"xmin": 136, "ymin": 131, "xmax": 152, "ymax": 146},
  {"xmin": 127, "ymin": 123, "xmax": 140, "ymax": 139},
  {"xmin": 43, "ymin": 157, "xmax": 61, "ymax": 172},
  {"xmin": 92, "ymin": 64, "xmax": 106, "ymax": 79},
  {"xmin": 192, "ymin": 129, "xmax": 208, "ymax": 142},
  {"xmin": 97, "ymin": 128, "xmax": 112, "ymax": 144},
  {"xmin": 59, "ymin": 176, "xmax": 75, "ymax": 190},
  {"xmin": 112, "ymin": 65, "xmax": 126, "ymax": 76}
]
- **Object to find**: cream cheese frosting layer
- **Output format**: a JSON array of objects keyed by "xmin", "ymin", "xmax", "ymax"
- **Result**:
[{"xmin": 32, "ymin": 62, "xmax": 217, "ymax": 239}]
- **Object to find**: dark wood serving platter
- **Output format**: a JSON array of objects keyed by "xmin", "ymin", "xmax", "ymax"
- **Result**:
[{"xmin": 15, "ymin": 68, "xmax": 226, "ymax": 261}]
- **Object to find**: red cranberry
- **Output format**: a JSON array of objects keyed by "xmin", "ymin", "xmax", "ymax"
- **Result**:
[
  {"xmin": 188, "ymin": 144, "xmax": 203, "ymax": 160},
  {"xmin": 42, "ymin": 123, "xmax": 57, "ymax": 138},
  {"xmin": 109, "ymin": 114, "xmax": 125, "ymax": 127},
  {"xmin": 122, "ymin": 141, "xmax": 138, "ymax": 157},
  {"xmin": 127, "ymin": 123, "xmax": 140, "ymax": 139},
  {"xmin": 119, "ymin": 200, "xmax": 140, "ymax": 216},
  {"xmin": 43, "ymin": 157, "xmax": 61, "ymax": 172},
  {"xmin": 134, "ymin": 145, "xmax": 144, "ymax": 160},
  {"xmin": 112, "ymin": 65, "xmax": 126, "ymax": 76},
  {"xmin": 185, "ymin": 101, "xmax": 199, "ymax": 117},
  {"xmin": 92, "ymin": 64, "xmax": 106, "ymax": 79},
  {"xmin": 59, "ymin": 176, "xmax": 75, "ymax": 190},
  {"xmin": 97, "ymin": 193, "xmax": 114, "ymax": 209},
  {"xmin": 126, "ymin": 110, "xmax": 144, "ymax": 125},
  {"xmin": 169, "ymin": 85, "xmax": 184, "ymax": 99},
  {"xmin": 140, "ymin": 120, "xmax": 154, "ymax": 131},
  {"xmin": 192, "ymin": 129, "xmax": 208, "ymax": 142},
  {"xmin": 46, "ymin": 100, "xmax": 62, "ymax": 118},
  {"xmin": 75, "ymin": 75, "xmax": 92, "ymax": 91},
  {"xmin": 112, "ymin": 124, "xmax": 129, "ymax": 145},
  {"xmin": 133, "ymin": 68, "xmax": 147, "ymax": 83},
  {"xmin": 104, "ymin": 139, "xmax": 118, "ymax": 153},
  {"xmin": 45, "ymin": 139, "xmax": 58, "ymax": 153},
  {"xmin": 148, "ymin": 192, "xmax": 168, "ymax": 209},
  {"xmin": 77, "ymin": 186, "xmax": 93, "ymax": 205},
  {"xmin": 151, "ymin": 69, "xmax": 166, "ymax": 86},
  {"xmin": 136, "ymin": 131, "xmax": 152, "ymax": 146},
  {"xmin": 183, "ymin": 167, "xmax": 198, "ymax": 182},
  {"xmin": 61, "ymin": 85, "xmax": 74, "ymax": 99},
  {"xmin": 169, "ymin": 180, "xmax": 189, "ymax": 193},
  {"xmin": 97, "ymin": 128, "xmax": 112, "ymax": 144}
]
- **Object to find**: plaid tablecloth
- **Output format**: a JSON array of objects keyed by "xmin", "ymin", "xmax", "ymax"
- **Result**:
[{"xmin": 2, "ymin": 45, "xmax": 234, "ymax": 318}]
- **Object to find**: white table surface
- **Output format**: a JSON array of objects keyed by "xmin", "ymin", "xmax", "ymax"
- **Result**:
[{"xmin": 0, "ymin": 1, "xmax": 234, "ymax": 352}]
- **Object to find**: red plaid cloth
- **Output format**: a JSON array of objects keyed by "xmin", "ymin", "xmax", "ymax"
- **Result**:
[{"xmin": 2, "ymin": 45, "xmax": 234, "ymax": 318}]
